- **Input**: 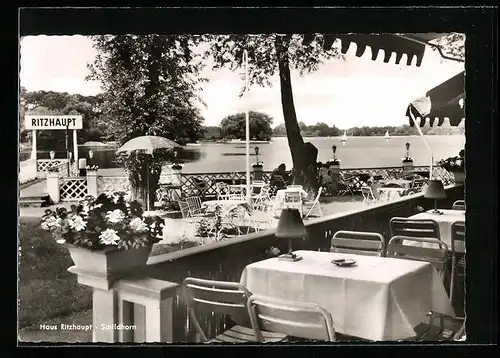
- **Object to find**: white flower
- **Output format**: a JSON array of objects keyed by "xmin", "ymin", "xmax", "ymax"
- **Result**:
[
  {"xmin": 123, "ymin": 192, "xmax": 132, "ymax": 202},
  {"xmin": 68, "ymin": 215, "xmax": 87, "ymax": 232},
  {"xmin": 93, "ymin": 203, "xmax": 103, "ymax": 209},
  {"xmin": 111, "ymin": 195, "xmax": 120, "ymax": 204},
  {"xmin": 104, "ymin": 190, "xmax": 115, "ymax": 198},
  {"xmin": 106, "ymin": 209, "xmax": 125, "ymax": 223},
  {"xmin": 129, "ymin": 217, "xmax": 148, "ymax": 232},
  {"xmin": 41, "ymin": 222, "xmax": 49, "ymax": 230},
  {"xmin": 81, "ymin": 204, "xmax": 90, "ymax": 216},
  {"xmin": 99, "ymin": 228, "xmax": 120, "ymax": 245},
  {"xmin": 44, "ymin": 216, "xmax": 62, "ymax": 228},
  {"xmin": 56, "ymin": 238, "xmax": 66, "ymax": 244}
]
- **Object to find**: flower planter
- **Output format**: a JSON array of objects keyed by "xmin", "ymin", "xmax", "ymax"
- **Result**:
[
  {"xmin": 453, "ymin": 171, "xmax": 465, "ymax": 184},
  {"xmin": 66, "ymin": 244, "xmax": 153, "ymax": 280},
  {"xmin": 402, "ymin": 161, "xmax": 414, "ymax": 172},
  {"xmin": 252, "ymin": 164, "xmax": 263, "ymax": 181}
]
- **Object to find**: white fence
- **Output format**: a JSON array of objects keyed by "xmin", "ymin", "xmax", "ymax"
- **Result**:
[{"xmin": 19, "ymin": 159, "xmax": 38, "ymax": 184}]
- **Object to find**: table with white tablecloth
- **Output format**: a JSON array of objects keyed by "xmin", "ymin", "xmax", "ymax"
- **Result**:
[
  {"xmin": 407, "ymin": 209, "xmax": 466, "ymax": 251},
  {"xmin": 240, "ymin": 250, "xmax": 455, "ymax": 341},
  {"xmin": 377, "ymin": 187, "xmax": 406, "ymax": 201}
]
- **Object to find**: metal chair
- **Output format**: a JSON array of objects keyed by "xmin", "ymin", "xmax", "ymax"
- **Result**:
[
  {"xmin": 330, "ymin": 230, "xmax": 385, "ymax": 257},
  {"xmin": 361, "ymin": 186, "xmax": 378, "ymax": 204},
  {"xmin": 386, "ymin": 236, "xmax": 450, "ymax": 281},
  {"xmin": 252, "ymin": 185, "xmax": 272, "ymax": 212},
  {"xmin": 452, "ymin": 200, "xmax": 465, "ymax": 211},
  {"xmin": 215, "ymin": 182, "xmax": 231, "ymax": 201},
  {"xmin": 303, "ymin": 187, "xmax": 323, "ymax": 219},
  {"xmin": 389, "ymin": 217, "xmax": 441, "ymax": 241},
  {"xmin": 183, "ymin": 278, "xmax": 286, "ymax": 343},
  {"xmin": 450, "ymin": 221, "xmax": 466, "ymax": 309},
  {"xmin": 247, "ymin": 295, "xmax": 336, "ymax": 342}
]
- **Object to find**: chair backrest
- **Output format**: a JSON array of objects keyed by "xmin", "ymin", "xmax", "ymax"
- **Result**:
[
  {"xmin": 187, "ymin": 196, "xmax": 203, "ymax": 210},
  {"xmin": 247, "ymin": 295, "xmax": 336, "ymax": 342},
  {"xmin": 386, "ymin": 236, "xmax": 449, "ymax": 272},
  {"xmin": 451, "ymin": 221, "xmax": 466, "ymax": 254},
  {"xmin": 215, "ymin": 182, "xmax": 230, "ymax": 199},
  {"xmin": 177, "ymin": 200, "xmax": 191, "ymax": 218},
  {"xmin": 331, "ymin": 230, "xmax": 385, "ymax": 256},
  {"xmin": 361, "ymin": 186, "xmax": 375, "ymax": 200},
  {"xmin": 183, "ymin": 277, "xmax": 252, "ymax": 341},
  {"xmin": 452, "ymin": 200, "xmax": 466, "ymax": 211},
  {"xmin": 271, "ymin": 175, "xmax": 287, "ymax": 188},
  {"xmin": 389, "ymin": 217, "xmax": 441, "ymax": 240}
]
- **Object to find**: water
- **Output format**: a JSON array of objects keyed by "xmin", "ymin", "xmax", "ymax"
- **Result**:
[{"xmin": 23, "ymin": 135, "xmax": 465, "ymax": 173}]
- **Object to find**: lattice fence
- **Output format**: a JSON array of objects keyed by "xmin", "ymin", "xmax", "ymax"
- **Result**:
[
  {"xmin": 37, "ymin": 159, "xmax": 69, "ymax": 177},
  {"xmin": 60, "ymin": 178, "xmax": 88, "ymax": 202},
  {"xmin": 97, "ymin": 176, "xmax": 130, "ymax": 196}
]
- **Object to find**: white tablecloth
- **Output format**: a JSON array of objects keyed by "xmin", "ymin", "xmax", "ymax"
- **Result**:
[
  {"xmin": 240, "ymin": 250, "xmax": 455, "ymax": 341},
  {"xmin": 377, "ymin": 187, "xmax": 405, "ymax": 201},
  {"xmin": 408, "ymin": 209, "xmax": 465, "ymax": 250}
]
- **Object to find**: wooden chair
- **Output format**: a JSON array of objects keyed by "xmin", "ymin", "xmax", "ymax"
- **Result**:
[
  {"xmin": 247, "ymin": 295, "xmax": 336, "ymax": 342},
  {"xmin": 450, "ymin": 221, "xmax": 466, "ymax": 309},
  {"xmin": 183, "ymin": 278, "xmax": 286, "ymax": 343},
  {"xmin": 452, "ymin": 200, "xmax": 465, "ymax": 211},
  {"xmin": 186, "ymin": 196, "xmax": 209, "ymax": 217},
  {"xmin": 303, "ymin": 187, "xmax": 323, "ymax": 219},
  {"xmin": 330, "ymin": 230, "xmax": 385, "ymax": 257},
  {"xmin": 389, "ymin": 217, "xmax": 441, "ymax": 241},
  {"xmin": 177, "ymin": 200, "xmax": 191, "ymax": 219},
  {"xmin": 386, "ymin": 236, "xmax": 450, "ymax": 281},
  {"xmin": 361, "ymin": 186, "xmax": 377, "ymax": 204}
]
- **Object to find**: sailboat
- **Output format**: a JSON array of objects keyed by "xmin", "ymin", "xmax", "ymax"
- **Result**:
[
  {"xmin": 385, "ymin": 130, "xmax": 391, "ymax": 141},
  {"xmin": 341, "ymin": 131, "xmax": 347, "ymax": 145}
]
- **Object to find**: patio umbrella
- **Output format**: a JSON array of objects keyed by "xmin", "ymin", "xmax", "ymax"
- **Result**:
[{"xmin": 117, "ymin": 135, "xmax": 182, "ymax": 211}]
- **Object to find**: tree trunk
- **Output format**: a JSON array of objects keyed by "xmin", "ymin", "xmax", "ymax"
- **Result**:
[
  {"xmin": 275, "ymin": 36, "xmax": 318, "ymax": 193},
  {"xmin": 129, "ymin": 164, "xmax": 160, "ymax": 211}
]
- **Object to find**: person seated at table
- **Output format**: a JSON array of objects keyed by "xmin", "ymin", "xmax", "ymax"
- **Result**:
[
  {"xmin": 318, "ymin": 164, "xmax": 334, "ymax": 195},
  {"xmin": 271, "ymin": 163, "xmax": 291, "ymax": 188}
]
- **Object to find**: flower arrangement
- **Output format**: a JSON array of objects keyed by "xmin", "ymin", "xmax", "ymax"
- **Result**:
[
  {"xmin": 86, "ymin": 165, "xmax": 99, "ymax": 170},
  {"xmin": 40, "ymin": 191, "xmax": 164, "ymax": 251},
  {"xmin": 401, "ymin": 156, "xmax": 414, "ymax": 163},
  {"xmin": 47, "ymin": 164, "xmax": 60, "ymax": 173},
  {"xmin": 252, "ymin": 160, "xmax": 264, "ymax": 167},
  {"xmin": 437, "ymin": 149, "xmax": 465, "ymax": 173}
]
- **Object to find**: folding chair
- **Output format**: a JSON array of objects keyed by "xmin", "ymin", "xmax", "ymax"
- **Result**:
[
  {"xmin": 389, "ymin": 217, "xmax": 441, "ymax": 241},
  {"xmin": 252, "ymin": 186, "xmax": 272, "ymax": 212},
  {"xmin": 247, "ymin": 295, "xmax": 336, "ymax": 342},
  {"xmin": 330, "ymin": 230, "xmax": 385, "ymax": 256},
  {"xmin": 303, "ymin": 187, "xmax": 323, "ymax": 219},
  {"xmin": 452, "ymin": 200, "xmax": 465, "ymax": 211},
  {"xmin": 361, "ymin": 186, "xmax": 377, "ymax": 204},
  {"xmin": 183, "ymin": 278, "xmax": 286, "ymax": 343},
  {"xmin": 215, "ymin": 182, "xmax": 231, "ymax": 201},
  {"xmin": 386, "ymin": 236, "xmax": 450, "ymax": 281},
  {"xmin": 450, "ymin": 221, "xmax": 466, "ymax": 310}
]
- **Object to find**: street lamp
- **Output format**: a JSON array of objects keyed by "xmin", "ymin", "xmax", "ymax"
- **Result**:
[
  {"xmin": 254, "ymin": 146, "xmax": 260, "ymax": 163},
  {"xmin": 49, "ymin": 150, "xmax": 55, "ymax": 160},
  {"xmin": 332, "ymin": 145, "xmax": 337, "ymax": 161}
]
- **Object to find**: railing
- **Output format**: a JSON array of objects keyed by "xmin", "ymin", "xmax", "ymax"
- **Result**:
[
  {"xmin": 19, "ymin": 159, "xmax": 37, "ymax": 184},
  {"xmin": 142, "ymin": 184, "xmax": 463, "ymax": 342},
  {"xmin": 97, "ymin": 175, "xmax": 130, "ymax": 195},
  {"xmin": 60, "ymin": 177, "xmax": 88, "ymax": 201}
]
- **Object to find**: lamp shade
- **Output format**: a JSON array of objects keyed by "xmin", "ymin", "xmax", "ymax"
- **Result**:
[
  {"xmin": 424, "ymin": 179, "xmax": 447, "ymax": 199},
  {"xmin": 275, "ymin": 208, "xmax": 307, "ymax": 239}
]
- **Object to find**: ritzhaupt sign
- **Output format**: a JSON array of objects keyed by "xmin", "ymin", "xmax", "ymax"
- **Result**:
[{"xmin": 25, "ymin": 115, "xmax": 83, "ymax": 130}]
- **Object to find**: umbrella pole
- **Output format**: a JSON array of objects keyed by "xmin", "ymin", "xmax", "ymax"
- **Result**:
[
  {"xmin": 243, "ymin": 49, "xmax": 251, "ymax": 209},
  {"xmin": 408, "ymin": 112, "xmax": 434, "ymax": 179},
  {"xmin": 147, "ymin": 161, "xmax": 150, "ymax": 211}
]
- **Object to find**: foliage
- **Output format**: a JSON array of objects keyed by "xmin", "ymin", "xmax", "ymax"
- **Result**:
[
  {"xmin": 40, "ymin": 191, "xmax": 164, "ymax": 250},
  {"xmin": 220, "ymin": 111, "xmax": 274, "ymax": 141},
  {"xmin": 273, "ymin": 121, "xmax": 341, "ymax": 137},
  {"xmin": 195, "ymin": 205, "xmax": 225, "ymax": 241},
  {"xmin": 87, "ymin": 35, "xmax": 207, "ymax": 146},
  {"xmin": 201, "ymin": 125, "xmax": 222, "ymax": 140},
  {"xmin": 85, "ymin": 165, "xmax": 99, "ymax": 170},
  {"xmin": 437, "ymin": 149, "xmax": 465, "ymax": 172},
  {"xmin": 431, "ymin": 33, "xmax": 465, "ymax": 62}
]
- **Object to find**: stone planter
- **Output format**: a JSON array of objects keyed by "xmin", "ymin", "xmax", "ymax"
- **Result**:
[
  {"xmin": 67, "ymin": 244, "xmax": 153, "ymax": 282},
  {"xmin": 453, "ymin": 171, "xmax": 465, "ymax": 184},
  {"xmin": 402, "ymin": 160, "xmax": 414, "ymax": 172}
]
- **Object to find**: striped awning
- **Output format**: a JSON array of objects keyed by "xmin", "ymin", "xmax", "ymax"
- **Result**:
[
  {"xmin": 406, "ymin": 71, "xmax": 465, "ymax": 127},
  {"xmin": 303, "ymin": 33, "xmax": 447, "ymax": 67}
]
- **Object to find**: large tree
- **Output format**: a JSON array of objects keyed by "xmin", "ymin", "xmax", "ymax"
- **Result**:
[
  {"xmin": 87, "ymin": 35, "xmax": 206, "ymax": 208},
  {"xmin": 207, "ymin": 34, "xmax": 342, "ymax": 192},
  {"xmin": 220, "ymin": 111, "xmax": 273, "ymax": 141}
]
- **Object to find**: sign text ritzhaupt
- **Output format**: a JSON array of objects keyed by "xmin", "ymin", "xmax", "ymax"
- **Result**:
[{"xmin": 25, "ymin": 115, "xmax": 83, "ymax": 130}]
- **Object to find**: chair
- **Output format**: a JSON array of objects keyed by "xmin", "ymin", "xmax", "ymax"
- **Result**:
[
  {"xmin": 287, "ymin": 185, "xmax": 303, "ymax": 190},
  {"xmin": 386, "ymin": 236, "xmax": 450, "ymax": 281},
  {"xmin": 361, "ymin": 186, "xmax": 378, "ymax": 204},
  {"xmin": 382, "ymin": 183, "xmax": 403, "ymax": 189},
  {"xmin": 183, "ymin": 278, "xmax": 286, "ymax": 343},
  {"xmin": 186, "ymin": 196, "xmax": 209, "ymax": 217},
  {"xmin": 450, "ymin": 221, "xmax": 466, "ymax": 308},
  {"xmin": 215, "ymin": 182, "xmax": 231, "ymax": 201},
  {"xmin": 271, "ymin": 175, "xmax": 288, "ymax": 190},
  {"xmin": 330, "ymin": 230, "xmax": 385, "ymax": 257},
  {"xmin": 389, "ymin": 217, "xmax": 441, "ymax": 241},
  {"xmin": 177, "ymin": 200, "xmax": 191, "ymax": 219},
  {"xmin": 252, "ymin": 186, "xmax": 272, "ymax": 211},
  {"xmin": 247, "ymin": 295, "xmax": 336, "ymax": 342},
  {"xmin": 303, "ymin": 187, "xmax": 323, "ymax": 219},
  {"xmin": 452, "ymin": 200, "xmax": 465, "ymax": 211}
]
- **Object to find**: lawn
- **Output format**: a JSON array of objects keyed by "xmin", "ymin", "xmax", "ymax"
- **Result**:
[{"xmin": 18, "ymin": 217, "xmax": 93, "ymax": 329}]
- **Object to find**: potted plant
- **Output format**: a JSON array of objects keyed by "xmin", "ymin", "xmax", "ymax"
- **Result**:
[
  {"xmin": 40, "ymin": 191, "xmax": 164, "ymax": 281},
  {"xmin": 402, "ymin": 142, "xmax": 414, "ymax": 171},
  {"xmin": 85, "ymin": 164, "xmax": 99, "ymax": 171},
  {"xmin": 437, "ymin": 149, "xmax": 465, "ymax": 184},
  {"xmin": 251, "ymin": 147, "xmax": 264, "ymax": 181}
]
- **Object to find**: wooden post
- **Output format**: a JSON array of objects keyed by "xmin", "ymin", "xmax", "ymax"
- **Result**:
[
  {"xmin": 46, "ymin": 172, "xmax": 60, "ymax": 203},
  {"xmin": 73, "ymin": 129, "xmax": 79, "ymax": 175},
  {"xmin": 87, "ymin": 170, "xmax": 98, "ymax": 197},
  {"xmin": 31, "ymin": 129, "xmax": 37, "ymax": 161}
]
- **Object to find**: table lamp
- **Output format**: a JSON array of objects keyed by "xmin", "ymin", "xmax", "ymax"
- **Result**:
[
  {"xmin": 275, "ymin": 208, "xmax": 307, "ymax": 262},
  {"xmin": 424, "ymin": 179, "xmax": 447, "ymax": 215}
]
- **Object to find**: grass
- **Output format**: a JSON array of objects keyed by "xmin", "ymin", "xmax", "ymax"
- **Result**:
[{"xmin": 18, "ymin": 217, "xmax": 93, "ymax": 329}]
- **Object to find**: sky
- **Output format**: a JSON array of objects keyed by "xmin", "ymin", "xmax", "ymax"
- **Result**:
[{"xmin": 19, "ymin": 35, "xmax": 465, "ymax": 129}]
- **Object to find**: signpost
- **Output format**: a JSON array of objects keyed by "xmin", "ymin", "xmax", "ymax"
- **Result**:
[{"xmin": 25, "ymin": 115, "xmax": 83, "ymax": 175}]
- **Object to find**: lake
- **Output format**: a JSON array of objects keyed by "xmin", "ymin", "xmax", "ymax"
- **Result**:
[{"xmin": 25, "ymin": 135, "xmax": 465, "ymax": 173}]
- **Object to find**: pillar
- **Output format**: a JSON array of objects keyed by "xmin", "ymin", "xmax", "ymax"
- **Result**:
[
  {"xmin": 73, "ymin": 129, "xmax": 79, "ymax": 174},
  {"xmin": 31, "ymin": 129, "xmax": 37, "ymax": 161},
  {"xmin": 46, "ymin": 172, "xmax": 60, "ymax": 203},
  {"xmin": 329, "ymin": 163, "xmax": 340, "ymax": 196},
  {"xmin": 170, "ymin": 165, "xmax": 182, "ymax": 199},
  {"xmin": 87, "ymin": 170, "xmax": 98, "ymax": 197}
]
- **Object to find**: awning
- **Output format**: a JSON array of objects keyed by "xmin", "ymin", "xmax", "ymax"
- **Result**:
[
  {"xmin": 406, "ymin": 70, "xmax": 465, "ymax": 126},
  {"xmin": 303, "ymin": 33, "xmax": 448, "ymax": 67}
]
